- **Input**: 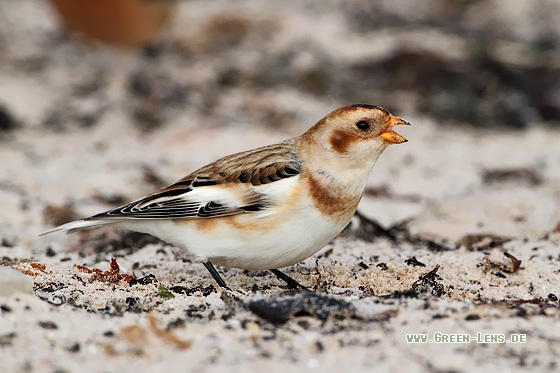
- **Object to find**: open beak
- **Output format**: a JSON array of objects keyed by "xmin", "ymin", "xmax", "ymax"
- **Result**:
[{"xmin": 380, "ymin": 115, "xmax": 410, "ymax": 144}]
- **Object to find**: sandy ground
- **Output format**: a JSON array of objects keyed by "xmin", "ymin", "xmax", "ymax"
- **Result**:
[{"xmin": 1, "ymin": 0, "xmax": 560, "ymax": 372}]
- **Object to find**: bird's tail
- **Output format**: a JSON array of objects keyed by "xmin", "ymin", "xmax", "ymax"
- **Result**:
[{"xmin": 40, "ymin": 219, "xmax": 115, "ymax": 236}]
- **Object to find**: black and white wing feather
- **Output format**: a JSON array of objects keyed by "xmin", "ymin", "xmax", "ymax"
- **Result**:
[
  {"xmin": 87, "ymin": 176, "xmax": 264, "ymax": 220},
  {"xmin": 41, "ymin": 140, "xmax": 301, "ymax": 234}
]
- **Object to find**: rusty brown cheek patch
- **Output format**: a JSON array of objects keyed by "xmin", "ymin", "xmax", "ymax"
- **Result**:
[
  {"xmin": 329, "ymin": 129, "xmax": 357, "ymax": 154},
  {"xmin": 306, "ymin": 173, "xmax": 360, "ymax": 218}
]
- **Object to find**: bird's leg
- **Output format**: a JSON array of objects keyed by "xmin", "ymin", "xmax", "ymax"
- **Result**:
[
  {"xmin": 203, "ymin": 261, "xmax": 230, "ymax": 290},
  {"xmin": 270, "ymin": 269, "xmax": 309, "ymax": 290}
]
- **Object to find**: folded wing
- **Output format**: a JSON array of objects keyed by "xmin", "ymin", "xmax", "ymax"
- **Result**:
[
  {"xmin": 88, "ymin": 177, "xmax": 264, "ymax": 220},
  {"xmin": 41, "ymin": 141, "xmax": 302, "ymax": 234}
]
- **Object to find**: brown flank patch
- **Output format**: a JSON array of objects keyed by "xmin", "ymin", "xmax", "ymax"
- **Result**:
[{"xmin": 305, "ymin": 171, "xmax": 360, "ymax": 218}]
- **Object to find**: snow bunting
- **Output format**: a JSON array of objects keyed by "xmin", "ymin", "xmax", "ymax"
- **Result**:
[{"xmin": 43, "ymin": 104, "xmax": 409, "ymax": 289}]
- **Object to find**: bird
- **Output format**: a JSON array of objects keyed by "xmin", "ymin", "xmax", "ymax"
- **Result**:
[{"xmin": 42, "ymin": 104, "xmax": 409, "ymax": 289}]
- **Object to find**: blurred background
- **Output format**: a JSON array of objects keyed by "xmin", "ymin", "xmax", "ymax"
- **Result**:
[
  {"xmin": 2, "ymin": 3, "xmax": 560, "ymax": 371},
  {"xmin": 0, "ymin": 0, "xmax": 559, "ymax": 239},
  {"xmin": 0, "ymin": 0, "xmax": 559, "ymax": 138}
]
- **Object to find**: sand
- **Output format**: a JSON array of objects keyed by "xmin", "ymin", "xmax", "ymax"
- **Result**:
[{"xmin": 1, "ymin": 0, "xmax": 560, "ymax": 372}]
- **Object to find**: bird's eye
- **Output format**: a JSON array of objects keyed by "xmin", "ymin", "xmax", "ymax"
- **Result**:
[{"xmin": 356, "ymin": 121, "xmax": 370, "ymax": 131}]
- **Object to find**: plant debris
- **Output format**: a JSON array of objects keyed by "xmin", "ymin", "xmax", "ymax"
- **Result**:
[
  {"xmin": 76, "ymin": 258, "xmax": 134, "ymax": 283},
  {"xmin": 30, "ymin": 263, "xmax": 48, "ymax": 273},
  {"xmin": 129, "ymin": 274, "xmax": 158, "ymax": 286},
  {"xmin": 352, "ymin": 211, "xmax": 397, "ymax": 242},
  {"xmin": 169, "ymin": 285, "xmax": 216, "ymax": 296},
  {"xmin": 157, "ymin": 284, "xmax": 175, "ymax": 299},
  {"xmin": 485, "ymin": 251, "xmax": 522, "ymax": 273},
  {"xmin": 411, "ymin": 265, "xmax": 444, "ymax": 297},
  {"xmin": 352, "ymin": 212, "xmax": 452, "ymax": 252},
  {"xmin": 460, "ymin": 234, "xmax": 513, "ymax": 251},
  {"xmin": 14, "ymin": 261, "xmax": 49, "ymax": 276},
  {"xmin": 503, "ymin": 252, "xmax": 522, "ymax": 272},
  {"xmin": 106, "ymin": 313, "xmax": 191, "ymax": 356},
  {"xmin": 481, "ymin": 167, "xmax": 542, "ymax": 186},
  {"xmin": 404, "ymin": 257, "xmax": 426, "ymax": 267},
  {"xmin": 146, "ymin": 313, "xmax": 191, "ymax": 349}
]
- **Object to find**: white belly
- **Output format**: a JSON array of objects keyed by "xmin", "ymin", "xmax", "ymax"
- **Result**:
[
  {"xmin": 115, "ymin": 177, "xmax": 354, "ymax": 270},
  {"xmin": 193, "ymin": 203, "xmax": 345, "ymax": 270}
]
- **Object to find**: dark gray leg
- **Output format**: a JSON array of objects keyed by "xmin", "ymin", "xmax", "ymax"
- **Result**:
[
  {"xmin": 270, "ymin": 269, "xmax": 308, "ymax": 290},
  {"xmin": 203, "ymin": 261, "xmax": 230, "ymax": 290}
]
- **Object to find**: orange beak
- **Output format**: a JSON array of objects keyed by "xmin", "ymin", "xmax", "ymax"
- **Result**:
[{"xmin": 380, "ymin": 115, "xmax": 410, "ymax": 144}]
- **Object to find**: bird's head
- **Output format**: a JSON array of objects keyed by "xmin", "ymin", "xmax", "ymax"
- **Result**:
[{"xmin": 302, "ymin": 104, "xmax": 410, "ymax": 166}]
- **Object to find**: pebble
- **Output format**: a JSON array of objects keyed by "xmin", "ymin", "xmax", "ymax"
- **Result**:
[{"xmin": 0, "ymin": 267, "xmax": 34, "ymax": 296}]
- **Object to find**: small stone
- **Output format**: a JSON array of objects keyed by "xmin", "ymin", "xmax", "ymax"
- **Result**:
[
  {"xmin": 0, "ymin": 105, "xmax": 17, "ymax": 133},
  {"xmin": 45, "ymin": 247, "xmax": 56, "ymax": 257},
  {"xmin": 38, "ymin": 321, "xmax": 58, "ymax": 330},
  {"xmin": 247, "ymin": 291, "xmax": 354, "ymax": 323},
  {"xmin": 465, "ymin": 314, "xmax": 480, "ymax": 321},
  {"xmin": 0, "ymin": 267, "xmax": 33, "ymax": 296}
]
